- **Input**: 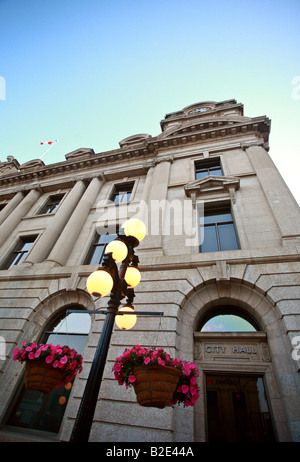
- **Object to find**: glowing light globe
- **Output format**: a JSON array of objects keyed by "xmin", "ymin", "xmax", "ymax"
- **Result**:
[
  {"xmin": 122, "ymin": 218, "xmax": 146, "ymax": 242},
  {"xmin": 125, "ymin": 266, "xmax": 141, "ymax": 287},
  {"xmin": 86, "ymin": 269, "xmax": 113, "ymax": 297},
  {"xmin": 115, "ymin": 306, "xmax": 137, "ymax": 330},
  {"xmin": 105, "ymin": 239, "xmax": 128, "ymax": 263}
]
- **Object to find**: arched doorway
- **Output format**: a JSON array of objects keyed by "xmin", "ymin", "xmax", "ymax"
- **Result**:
[
  {"xmin": 175, "ymin": 281, "xmax": 293, "ymax": 442},
  {"xmin": 196, "ymin": 307, "xmax": 275, "ymax": 442}
]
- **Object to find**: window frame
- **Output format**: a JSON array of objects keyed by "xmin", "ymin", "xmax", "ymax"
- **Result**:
[
  {"xmin": 200, "ymin": 204, "xmax": 239, "ymax": 253},
  {"xmin": 1, "ymin": 235, "xmax": 37, "ymax": 269},
  {"xmin": 84, "ymin": 229, "xmax": 119, "ymax": 265},
  {"xmin": 197, "ymin": 306, "xmax": 260, "ymax": 332},
  {"xmin": 37, "ymin": 193, "xmax": 65, "ymax": 215},
  {"xmin": 110, "ymin": 182, "xmax": 134, "ymax": 204},
  {"xmin": 195, "ymin": 158, "xmax": 223, "ymax": 180}
]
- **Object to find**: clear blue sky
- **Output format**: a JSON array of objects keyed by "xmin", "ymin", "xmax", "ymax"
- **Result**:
[{"xmin": 0, "ymin": 0, "xmax": 299, "ymax": 203}]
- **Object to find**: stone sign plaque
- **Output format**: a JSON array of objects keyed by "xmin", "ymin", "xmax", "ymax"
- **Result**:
[{"xmin": 194, "ymin": 332, "xmax": 270, "ymax": 362}]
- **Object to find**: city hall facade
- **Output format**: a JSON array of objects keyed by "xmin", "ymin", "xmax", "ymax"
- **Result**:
[{"xmin": 0, "ymin": 100, "xmax": 299, "ymax": 442}]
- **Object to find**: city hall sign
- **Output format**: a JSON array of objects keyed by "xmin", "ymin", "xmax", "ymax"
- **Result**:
[{"xmin": 194, "ymin": 332, "xmax": 270, "ymax": 363}]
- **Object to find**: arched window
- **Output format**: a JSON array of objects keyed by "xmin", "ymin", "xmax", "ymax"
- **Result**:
[
  {"xmin": 6, "ymin": 307, "xmax": 91, "ymax": 434},
  {"xmin": 198, "ymin": 307, "xmax": 259, "ymax": 332}
]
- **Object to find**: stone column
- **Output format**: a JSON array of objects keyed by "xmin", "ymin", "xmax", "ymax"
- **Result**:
[
  {"xmin": 137, "ymin": 161, "xmax": 155, "ymax": 225},
  {"xmin": 46, "ymin": 176, "xmax": 103, "ymax": 266},
  {"xmin": 141, "ymin": 157, "xmax": 173, "ymax": 254},
  {"xmin": 245, "ymin": 143, "xmax": 300, "ymax": 239},
  {"xmin": 25, "ymin": 180, "xmax": 86, "ymax": 264},
  {"xmin": 0, "ymin": 188, "xmax": 41, "ymax": 248},
  {"xmin": 0, "ymin": 191, "xmax": 24, "ymax": 226}
]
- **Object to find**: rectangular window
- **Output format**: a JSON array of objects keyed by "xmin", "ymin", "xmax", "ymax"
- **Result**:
[
  {"xmin": 195, "ymin": 158, "xmax": 223, "ymax": 180},
  {"xmin": 110, "ymin": 182, "xmax": 134, "ymax": 204},
  {"xmin": 2, "ymin": 236, "xmax": 37, "ymax": 269},
  {"xmin": 200, "ymin": 206, "xmax": 239, "ymax": 253},
  {"xmin": 84, "ymin": 232, "xmax": 118, "ymax": 265},
  {"xmin": 38, "ymin": 194, "xmax": 65, "ymax": 215}
]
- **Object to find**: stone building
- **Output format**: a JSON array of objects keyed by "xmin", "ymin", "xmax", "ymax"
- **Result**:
[{"xmin": 0, "ymin": 99, "xmax": 299, "ymax": 442}]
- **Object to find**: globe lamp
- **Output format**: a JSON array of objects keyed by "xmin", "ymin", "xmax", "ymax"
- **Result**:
[
  {"xmin": 122, "ymin": 218, "xmax": 146, "ymax": 242},
  {"xmin": 105, "ymin": 239, "xmax": 128, "ymax": 263},
  {"xmin": 86, "ymin": 269, "xmax": 113, "ymax": 297},
  {"xmin": 115, "ymin": 306, "xmax": 137, "ymax": 330},
  {"xmin": 124, "ymin": 266, "xmax": 141, "ymax": 287}
]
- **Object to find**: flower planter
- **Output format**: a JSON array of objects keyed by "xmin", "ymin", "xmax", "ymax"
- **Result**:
[
  {"xmin": 24, "ymin": 361, "xmax": 65, "ymax": 394},
  {"xmin": 133, "ymin": 365, "xmax": 181, "ymax": 408}
]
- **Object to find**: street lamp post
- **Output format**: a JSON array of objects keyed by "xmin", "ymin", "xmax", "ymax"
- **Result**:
[{"xmin": 69, "ymin": 219, "xmax": 158, "ymax": 443}]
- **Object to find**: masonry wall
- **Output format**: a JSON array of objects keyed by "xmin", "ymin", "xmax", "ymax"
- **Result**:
[{"xmin": 0, "ymin": 100, "xmax": 299, "ymax": 442}]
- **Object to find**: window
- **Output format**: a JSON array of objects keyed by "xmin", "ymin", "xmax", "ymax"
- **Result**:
[
  {"xmin": 2, "ymin": 236, "xmax": 37, "ymax": 269},
  {"xmin": 201, "ymin": 314, "xmax": 257, "ymax": 332},
  {"xmin": 84, "ymin": 231, "xmax": 118, "ymax": 265},
  {"xmin": 110, "ymin": 182, "xmax": 134, "ymax": 204},
  {"xmin": 6, "ymin": 309, "xmax": 91, "ymax": 434},
  {"xmin": 195, "ymin": 158, "xmax": 223, "ymax": 180},
  {"xmin": 38, "ymin": 194, "xmax": 65, "ymax": 215},
  {"xmin": 200, "ymin": 205, "xmax": 239, "ymax": 253},
  {"xmin": 198, "ymin": 306, "xmax": 260, "ymax": 332}
]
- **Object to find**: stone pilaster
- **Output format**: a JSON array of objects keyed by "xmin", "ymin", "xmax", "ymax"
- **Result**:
[
  {"xmin": 245, "ymin": 143, "xmax": 300, "ymax": 240},
  {"xmin": 0, "ymin": 188, "xmax": 41, "ymax": 248},
  {"xmin": 46, "ymin": 176, "xmax": 103, "ymax": 266},
  {"xmin": 0, "ymin": 191, "xmax": 24, "ymax": 226},
  {"xmin": 25, "ymin": 180, "xmax": 86, "ymax": 264}
]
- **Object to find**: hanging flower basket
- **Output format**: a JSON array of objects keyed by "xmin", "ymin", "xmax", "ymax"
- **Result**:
[
  {"xmin": 133, "ymin": 365, "xmax": 181, "ymax": 408},
  {"xmin": 13, "ymin": 341, "xmax": 83, "ymax": 394},
  {"xmin": 24, "ymin": 361, "xmax": 65, "ymax": 394},
  {"xmin": 112, "ymin": 345, "xmax": 200, "ymax": 408}
]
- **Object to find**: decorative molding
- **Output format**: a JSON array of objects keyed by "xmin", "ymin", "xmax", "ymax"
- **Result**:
[{"xmin": 184, "ymin": 175, "xmax": 240, "ymax": 205}]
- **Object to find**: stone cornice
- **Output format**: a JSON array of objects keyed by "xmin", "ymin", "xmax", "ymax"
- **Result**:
[{"xmin": 0, "ymin": 116, "xmax": 271, "ymax": 190}]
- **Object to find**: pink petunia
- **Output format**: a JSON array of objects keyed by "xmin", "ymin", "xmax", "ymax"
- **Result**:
[
  {"xmin": 34, "ymin": 349, "xmax": 41, "ymax": 358},
  {"xmin": 128, "ymin": 375, "xmax": 136, "ymax": 383},
  {"xmin": 144, "ymin": 357, "xmax": 151, "ymax": 365},
  {"xmin": 181, "ymin": 385, "xmax": 189, "ymax": 394},
  {"xmin": 45, "ymin": 355, "xmax": 54, "ymax": 364},
  {"xmin": 158, "ymin": 357, "xmax": 165, "ymax": 366},
  {"xmin": 28, "ymin": 352, "xmax": 35, "ymax": 360}
]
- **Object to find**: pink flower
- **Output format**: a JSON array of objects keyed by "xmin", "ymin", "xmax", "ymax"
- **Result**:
[
  {"xmin": 34, "ymin": 349, "xmax": 41, "ymax": 359},
  {"xmin": 114, "ymin": 363, "xmax": 122, "ymax": 372},
  {"xmin": 28, "ymin": 352, "xmax": 35, "ymax": 360},
  {"xmin": 60, "ymin": 355, "xmax": 68, "ymax": 365},
  {"xmin": 45, "ymin": 355, "xmax": 54, "ymax": 364},
  {"xmin": 181, "ymin": 385, "xmax": 189, "ymax": 394},
  {"xmin": 158, "ymin": 357, "xmax": 165, "ymax": 366},
  {"xmin": 53, "ymin": 360, "xmax": 59, "ymax": 368},
  {"xmin": 128, "ymin": 375, "xmax": 136, "ymax": 383},
  {"xmin": 190, "ymin": 386, "xmax": 198, "ymax": 395},
  {"xmin": 144, "ymin": 357, "xmax": 151, "ymax": 365},
  {"xmin": 182, "ymin": 364, "xmax": 191, "ymax": 376}
]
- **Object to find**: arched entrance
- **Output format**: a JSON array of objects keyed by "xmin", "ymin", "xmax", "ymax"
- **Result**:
[
  {"xmin": 195, "ymin": 308, "xmax": 275, "ymax": 442},
  {"xmin": 175, "ymin": 280, "xmax": 294, "ymax": 442}
]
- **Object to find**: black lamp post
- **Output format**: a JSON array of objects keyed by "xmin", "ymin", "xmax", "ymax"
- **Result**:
[{"xmin": 69, "ymin": 219, "xmax": 162, "ymax": 443}]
